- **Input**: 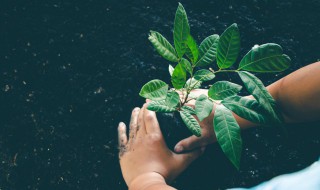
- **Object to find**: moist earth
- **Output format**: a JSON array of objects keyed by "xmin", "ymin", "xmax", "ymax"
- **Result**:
[{"xmin": 1, "ymin": 0, "xmax": 319, "ymax": 189}]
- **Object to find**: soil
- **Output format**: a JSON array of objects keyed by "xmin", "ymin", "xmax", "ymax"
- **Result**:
[{"xmin": 1, "ymin": 0, "xmax": 319, "ymax": 189}]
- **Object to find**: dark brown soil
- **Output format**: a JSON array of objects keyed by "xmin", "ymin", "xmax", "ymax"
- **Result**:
[{"xmin": 1, "ymin": 0, "xmax": 319, "ymax": 189}]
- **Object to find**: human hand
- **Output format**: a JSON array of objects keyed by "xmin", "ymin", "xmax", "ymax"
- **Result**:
[
  {"xmin": 118, "ymin": 104, "xmax": 204, "ymax": 189},
  {"xmin": 174, "ymin": 89, "xmax": 218, "ymax": 153}
]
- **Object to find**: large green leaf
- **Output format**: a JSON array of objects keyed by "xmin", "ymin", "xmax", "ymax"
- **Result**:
[
  {"xmin": 169, "ymin": 64, "xmax": 174, "ymax": 76},
  {"xmin": 238, "ymin": 71, "xmax": 281, "ymax": 123},
  {"xmin": 165, "ymin": 91, "xmax": 180, "ymax": 108},
  {"xmin": 214, "ymin": 105, "xmax": 242, "ymax": 170},
  {"xmin": 238, "ymin": 43, "xmax": 291, "ymax": 72},
  {"xmin": 185, "ymin": 78, "xmax": 202, "ymax": 89},
  {"xmin": 208, "ymin": 81, "xmax": 242, "ymax": 100},
  {"xmin": 171, "ymin": 62, "xmax": 187, "ymax": 89},
  {"xmin": 147, "ymin": 100, "xmax": 176, "ymax": 112},
  {"xmin": 194, "ymin": 69, "xmax": 215, "ymax": 81},
  {"xmin": 181, "ymin": 105, "xmax": 196, "ymax": 115},
  {"xmin": 180, "ymin": 58, "xmax": 192, "ymax": 75},
  {"xmin": 139, "ymin": 79, "xmax": 168, "ymax": 101},
  {"xmin": 222, "ymin": 95, "xmax": 268, "ymax": 124},
  {"xmin": 195, "ymin": 95, "xmax": 213, "ymax": 121},
  {"xmin": 180, "ymin": 107, "xmax": 201, "ymax": 137},
  {"xmin": 216, "ymin": 23, "xmax": 240, "ymax": 69},
  {"xmin": 148, "ymin": 31, "xmax": 179, "ymax": 62},
  {"xmin": 196, "ymin": 34, "xmax": 219, "ymax": 67},
  {"xmin": 174, "ymin": 3, "xmax": 190, "ymax": 58},
  {"xmin": 185, "ymin": 34, "xmax": 199, "ymax": 63}
]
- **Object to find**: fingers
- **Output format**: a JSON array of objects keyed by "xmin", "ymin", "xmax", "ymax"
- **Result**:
[
  {"xmin": 174, "ymin": 135, "xmax": 206, "ymax": 153},
  {"xmin": 175, "ymin": 147, "xmax": 206, "ymax": 169},
  {"xmin": 129, "ymin": 107, "xmax": 140, "ymax": 140},
  {"xmin": 118, "ymin": 122, "xmax": 128, "ymax": 157},
  {"xmin": 137, "ymin": 104, "xmax": 147, "ymax": 136},
  {"xmin": 143, "ymin": 107, "xmax": 161, "ymax": 134}
]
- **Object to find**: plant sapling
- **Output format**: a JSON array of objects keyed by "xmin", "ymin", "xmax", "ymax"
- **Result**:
[{"xmin": 139, "ymin": 3, "xmax": 291, "ymax": 169}]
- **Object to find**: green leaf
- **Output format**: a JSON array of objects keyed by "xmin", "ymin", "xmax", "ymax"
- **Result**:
[
  {"xmin": 174, "ymin": 3, "xmax": 190, "ymax": 58},
  {"xmin": 188, "ymin": 93, "xmax": 200, "ymax": 100},
  {"xmin": 238, "ymin": 71, "xmax": 281, "ymax": 123},
  {"xmin": 181, "ymin": 106, "xmax": 196, "ymax": 115},
  {"xmin": 196, "ymin": 34, "xmax": 219, "ymax": 67},
  {"xmin": 147, "ymin": 100, "xmax": 176, "ymax": 112},
  {"xmin": 148, "ymin": 31, "xmax": 179, "ymax": 62},
  {"xmin": 185, "ymin": 34, "xmax": 199, "ymax": 63},
  {"xmin": 208, "ymin": 81, "xmax": 242, "ymax": 100},
  {"xmin": 169, "ymin": 64, "xmax": 174, "ymax": 76},
  {"xmin": 180, "ymin": 58, "xmax": 192, "ymax": 75},
  {"xmin": 216, "ymin": 23, "xmax": 240, "ymax": 69},
  {"xmin": 147, "ymin": 91, "xmax": 180, "ymax": 113},
  {"xmin": 180, "ymin": 107, "xmax": 201, "ymax": 136},
  {"xmin": 238, "ymin": 43, "xmax": 291, "ymax": 72},
  {"xmin": 194, "ymin": 69, "xmax": 215, "ymax": 82},
  {"xmin": 195, "ymin": 95, "xmax": 213, "ymax": 121},
  {"xmin": 185, "ymin": 78, "xmax": 202, "ymax": 89},
  {"xmin": 171, "ymin": 62, "xmax": 187, "ymax": 89},
  {"xmin": 222, "ymin": 95, "xmax": 268, "ymax": 124},
  {"xmin": 165, "ymin": 91, "xmax": 180, "ymax": 108},
  {"xmin": 214, "ymin": 105, "xmax": 242, "ymax": 170},
  {"xmin": 139, "ymin": 79, "xmax": 168, "ymax": 101}
]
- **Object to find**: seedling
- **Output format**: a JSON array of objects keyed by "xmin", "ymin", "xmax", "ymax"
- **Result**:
[{"xmin": 139, "ymin": 3, "xmax": 291, "ymax": 169}]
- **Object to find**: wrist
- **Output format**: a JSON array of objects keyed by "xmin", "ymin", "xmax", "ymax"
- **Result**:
[{"xmin": 129, "ymin": 172, "xmax": 174, "ymax": 190}]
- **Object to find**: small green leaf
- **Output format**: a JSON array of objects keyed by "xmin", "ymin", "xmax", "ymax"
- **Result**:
[
  {"xmin": 194, "ymin": 69, "xmax": 215, "ymax": 81},
  {"xmin": 185, "ymin": 78, "xmax": 202, "ymax": 89},
  {"xmin": 169, "ymin": 64, "xmax": 174, "ymax": 76},
  {"xmin": 188, "ymin": 93, "xmax": 200, "ymax": 100},
  {"xmin": 196, "ymin": 34, "xmax": 219, "ymax": 67},
  {"xmin": 148, "ymin": 31, "xmax": 179, "ymax": 62},
  {"xmin": 139, "ymin": 79, "xmax": 168, "ymax": 101},
  {"xmin": 195, "ymin": 94, "xmax": 213, "ymax": 121},
  {"xmin": 216, "ymin": 23, "xmax": 240, "ymax": 69},
  {"xmin": 174, "ymin": 3, "xmax": 190, "ymax": 58},
  {"xmin": 147, "ymin": 91, "xmax": 180, "ymax": 113},
  {"xmin": 222, "ymin": 95, "xmax": 268, "ymax": 124},
  {"xmin": 147, "ymin": 100, "xmax": 176, "ymax": 112},
  {"xmin": 180, "ymin": 58, "xmax": 192, "ymax": 75},
  {"xmin": 208, "ymin": 81, "xmax": 242, "ymax": 100},
  {"xmin": 165, "ymin": 91, "xmax": 180, "ymax": 108},
  {"xmin": 181, "ymin": 106, "xmax": 196, "ymax": 115},
  {"xmin": 185, "ymin": 34, "xmax": 199, "ymax": 63},
  {"xmin": 238, "ymin": 43, "xmax": 291, "ymax": 72},
  {"xmin": 238, "ymin": 71, "xmax": 281, "ymax": 123},
  {"xmin": 180, "ymin": 107, "xmax": 201, "ymax": 136},
  {"xmin": 171, "ymin": 62, "xmax": 187, "ymax": 89},
  {"xmin": 214, "ymin": 105, "xmax": 242, "ymax": 170}
]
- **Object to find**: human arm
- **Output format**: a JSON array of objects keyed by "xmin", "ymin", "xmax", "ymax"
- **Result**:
[
  {"xmin": 174, "ymin": 62, "xmax": 320, "ymax": 153},
  {"xmin": 118, "ymin": 105, "xmax": 204, "ymax": 190}
]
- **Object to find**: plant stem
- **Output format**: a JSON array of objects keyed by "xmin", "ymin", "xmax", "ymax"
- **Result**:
[
  {"xmin": 213, "ymin": 69, "xmax": 238, "ymax": 74},
  {"xmin": 181, "ymin": 69, "xmax": 238, "ymax": 107}
]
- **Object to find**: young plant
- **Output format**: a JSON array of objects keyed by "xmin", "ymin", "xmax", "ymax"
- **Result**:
[{"xmin": 139, "ymin": 3, "xmax": 291, "ymax": 169}]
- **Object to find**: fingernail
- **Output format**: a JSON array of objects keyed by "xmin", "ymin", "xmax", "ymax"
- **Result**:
[{"xmin": 174, "ymin": 145, "xmax": 183, "ymax": 153}]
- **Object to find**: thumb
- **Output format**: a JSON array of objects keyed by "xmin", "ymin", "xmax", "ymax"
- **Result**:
[
  {"xmin": 174, "ymin": 135, "xmax": 205, "ymax": 153},
  {"xmin": 175, "ymin": 147, "xmax": 206, "ymax": 168}
]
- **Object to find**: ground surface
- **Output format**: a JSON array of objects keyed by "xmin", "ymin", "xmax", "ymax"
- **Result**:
[{"xmin": 0, "ymin": 0, "xmax": 319, "ymax": 189}]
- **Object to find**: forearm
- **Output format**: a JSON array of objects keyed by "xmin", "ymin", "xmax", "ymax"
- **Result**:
[
  {"xmin": 129, "ymin": 173, "xmax": 176, "ymax": 190},
  {"xmin": 266, "ymin": 62, "xmax": 320, "ymax": 123},
  {"xmin": 229, "ymin": 62, "xmax": 320, "ymax": 128}
]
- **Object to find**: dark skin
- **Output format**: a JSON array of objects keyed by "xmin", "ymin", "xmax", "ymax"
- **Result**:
[{"xmin": 119, "ymin": 62, "xmax": 320, "ymax": 189}]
